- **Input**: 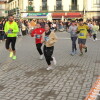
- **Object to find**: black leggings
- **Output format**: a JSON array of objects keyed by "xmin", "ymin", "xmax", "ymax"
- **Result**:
[
  {"xmin": 43, "ymin": 45, "xmax": 54, "ymax": 65},
  {"xmin": 93, "ymin": 34, "xmax": 96, "ymax": 40},
  {"xmin": 6, "ymin": 37, "xmax": 16, "ymax": 51},
  {"xmin": 36, "ymin": 43, "xmax": 43, "ymax": 55}
]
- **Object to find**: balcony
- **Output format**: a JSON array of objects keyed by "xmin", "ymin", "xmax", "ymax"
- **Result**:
[
  {"xmin": 26, "ymin": 6, "xmax": 34, "ymax": 11},
  {"xmin": 54, "ymin": 5, "xmax": 63, "ymax": 11},
  {"xmin": 69, "ymin": 5, "xmax": 79, "ymax": 11},
  {"xmin": 40, "ymin": 6, "xmax": 48, "ymax": 11},
  {"xmin": 8, "ymin": 0, "xmax": 13, "ymax": 3}
]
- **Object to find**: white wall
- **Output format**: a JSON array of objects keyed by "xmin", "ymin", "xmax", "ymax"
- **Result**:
[
  {"xmin": 87, "ymin": 0, "xmax": 100, "ymax": 11},
  {"xmin": 48, "ymin": 0, "xmax": 56, "ymax": 11},
  {"xmin": 34, "ymin": 0, "xmax": 42, "ymax": 12},
  {"xmin": 23, "ymin": 0, "xmax": 28, "ymax": 12},
  {"xmin": 77, "ymin": 0, "xmax": 83, "ymax": 11},
  {"xmin": 63, "ymin": 0, "xmax": 71, "ymax": 11},
  {"xmin": 0, "ymin": 3, "xmax": 7, "ymax": 17}
]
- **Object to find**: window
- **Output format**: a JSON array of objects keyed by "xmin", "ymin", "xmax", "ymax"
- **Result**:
[
  {"xmin": 56, "ymin": 0, "xmax": 62, "ymax": 10},
  {"xmin": 28, "ymin": 0, "xmax": 33, "ymax": 1},
  {"xmin": 42, "ymin": 0, "xmax": 47, "ymax": 7},
  {"xmin": 72, "ymin": 0, "xmax": 77, "ymax": 5},
  {"xmin": 42, "ymin": 0, "xmax": 47, "ymax": 10},
  {"xmin": 94, "ymin": 0, "xmax": 100, "ymax": 4},
  {"xmin": 70, "ymin": 0, "xmax": 78, "ymax": 10},
  {"xmin": 56, "ymin": 0, "xmax": 62, "ymax": 7}
]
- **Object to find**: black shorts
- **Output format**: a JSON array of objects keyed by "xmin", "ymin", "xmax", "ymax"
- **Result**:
[
  {"xmin": 78, "ymin": 38, "xmax": 86, "ymax": 45},
  {"xmin": 6, "ymin": 37, "xmax": 17, "ymax": 51}
]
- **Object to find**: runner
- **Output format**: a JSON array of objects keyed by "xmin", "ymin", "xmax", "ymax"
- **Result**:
[
  {"xmin": 77, "ymin": 19, "xmax": 89, "ymax": 56},
  {"xmin": 41, "ymin": 23, "xmax": 57, "ymax": 70},
  {"xmin": 88, "ymin": 21, "xmax": 93, "ymax": 39},
  {"xmin": 4, "ymin": 16, "xmax": 19, "ymax": 60},
  {"xmin": 68, "ymin": 20, "xmax": 78, "ymax": 56},
  {"xmin": 92, "ymin": 22, "xmax": 99, "ymax": 41},
  {"xmin": 31, "ymin": 23, "xmax": 45, "ymax": 59}
]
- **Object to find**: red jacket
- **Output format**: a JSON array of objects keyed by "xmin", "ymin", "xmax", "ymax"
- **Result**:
[{"xmin": 31, "ymin": 28, "xmax": 45, "ymax": 44}]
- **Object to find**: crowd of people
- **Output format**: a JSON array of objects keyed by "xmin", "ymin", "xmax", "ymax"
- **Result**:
[{"xmin": 0, "ymin": 16, "xmax": 100, "ymax": 70}]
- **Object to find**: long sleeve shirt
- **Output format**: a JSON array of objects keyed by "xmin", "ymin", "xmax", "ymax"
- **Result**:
[{"xmin": 4, "ymin": 21, "xmax": 19, "ymax": 37}]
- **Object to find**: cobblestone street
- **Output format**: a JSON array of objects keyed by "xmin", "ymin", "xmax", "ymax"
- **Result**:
[{"xmin": 0, "ymin": 32, "xmax": 100, "ymax": 100}]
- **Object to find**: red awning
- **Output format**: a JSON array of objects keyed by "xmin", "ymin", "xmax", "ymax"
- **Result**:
[
  {"xmin": 52, "ymin": 13, "xmax": 65, "ymax": 18},
  {"xmin": 65, "ymin": 13, "xmax": 83, "ymax": 18}
]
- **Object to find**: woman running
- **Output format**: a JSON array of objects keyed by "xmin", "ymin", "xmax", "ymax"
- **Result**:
[{"xmin": 41, "ymin": 24, "xmax": 57, "ymax": 70}]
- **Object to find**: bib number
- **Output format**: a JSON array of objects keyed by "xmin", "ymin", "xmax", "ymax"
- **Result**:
[{"xmin": 79, "ymin": 33, "xmax": 84, "ymax": 36}]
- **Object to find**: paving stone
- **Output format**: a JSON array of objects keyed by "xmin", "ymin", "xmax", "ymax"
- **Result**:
[{"xmin": 0, "ymin": 32, "xmax": 100, "ymax": 100}]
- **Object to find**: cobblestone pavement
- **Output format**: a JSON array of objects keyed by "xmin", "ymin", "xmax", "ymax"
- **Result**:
[{"xmin": 0, "ymin": 32, "xmax": 100, "ymax": 100}]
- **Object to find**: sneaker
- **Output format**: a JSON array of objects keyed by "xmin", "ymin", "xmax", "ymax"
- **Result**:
[
  {"xmin": 79, "ymin": 52, "xmax": 83, "ymax": 56},
  {"xmin": 46, "ymin": 66, "xmax": 53, "ymax": 70},
  {"xmin": 9, "ymin": 52, "xmax": 13, "ymax": 58},
  {"xmin": 95, "ymin": 38, "xmax": 97, "ymax": 40},
  {"xmin": 52, "ymin": 57, "xmax": 57, "ymax": 65},
  {"xmin": 85, "ymin": 47, "xmax": 87, "ymax": 53},
  {"xmin": 74, "ymin": 50, "xmax": 77, "ymax": 54},
  {"xmin": 70, "ymin": 52, "xmax": 75, "ymax": 56},
  {"xmin": 12, "ymin": 56, "xmax": 17, "ymax": 60},
  {"xmin": 40, "ymin": 54, "xmax": 43, "ymax": 60}
]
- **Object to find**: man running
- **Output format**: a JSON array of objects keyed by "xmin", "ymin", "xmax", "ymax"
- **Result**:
[
  {"xmin": 77, "ymin": 19, "xmax": 89, "ymax": 56},
  {"xmin": 4, "ymin": 16, "xmax": 19, "ymax": 60},
  {"xmin": 31, "ymin": 23, "xmax": 45, "ymax": 59}
]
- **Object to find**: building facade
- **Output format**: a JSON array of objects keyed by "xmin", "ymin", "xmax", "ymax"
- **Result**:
[
  {"xmin": 5, "ymin": 0, "xmax": 100, "ymax": 21},
  {"xmin": 0, "ymin": 0, "xmax": 8, "ymax": 18},
  {"xmin": 85, "ymin": 0, "xmax": 100, "ymax": 21}
]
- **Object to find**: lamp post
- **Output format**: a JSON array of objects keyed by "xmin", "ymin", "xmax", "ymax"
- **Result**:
[{"xmin": 83, "ymin": 0, "xmax": 86, "ymax": 22}]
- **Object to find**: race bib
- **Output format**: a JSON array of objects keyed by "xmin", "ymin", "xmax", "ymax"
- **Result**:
[
  {"xmin": 72, "ymin": 32, "xmax": 75, "ymax": 35},
  {"xmin": 79, "ymin": 33, "xmax": 84, "ymax": 36},
  {"xmin": 8, "ymin": 30, "xmax": 12, "ymax": 34},
  {"xmin": 35, "ymin": 35, "xmax": 41, "ymax": 39},
  {"xmin": 44, "ymin": 36, "xmax": 49, "ymax": 41}
]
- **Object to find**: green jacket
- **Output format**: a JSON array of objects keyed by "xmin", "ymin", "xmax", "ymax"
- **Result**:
[{"xmin": 4, "ymin": 21, "xmax": 19, "ymax": 37}]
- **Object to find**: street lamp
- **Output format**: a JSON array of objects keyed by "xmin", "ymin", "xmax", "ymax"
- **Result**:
[{"xmin": 83, "ymin": 0, "xmax": 86, "ymax": 21}]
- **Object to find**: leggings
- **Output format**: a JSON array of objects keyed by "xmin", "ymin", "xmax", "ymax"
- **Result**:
[
  {"xmin": 6, "ymin": 37, "xmax": 16, "ymax": 51},
  {"xmin": 36, "ymin": 43, "xmax": 43, "ymax": 55},
  {"xmin": 43, "ymin": 45, "xmax": 54, "ymax": 65},
  {"xmin": 71, "ymin": 37, "xmax": 77, "ymax": 52},
  {"xmin": 93, "ymin": 34, "xmax": 96, "ymax": 40}
]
